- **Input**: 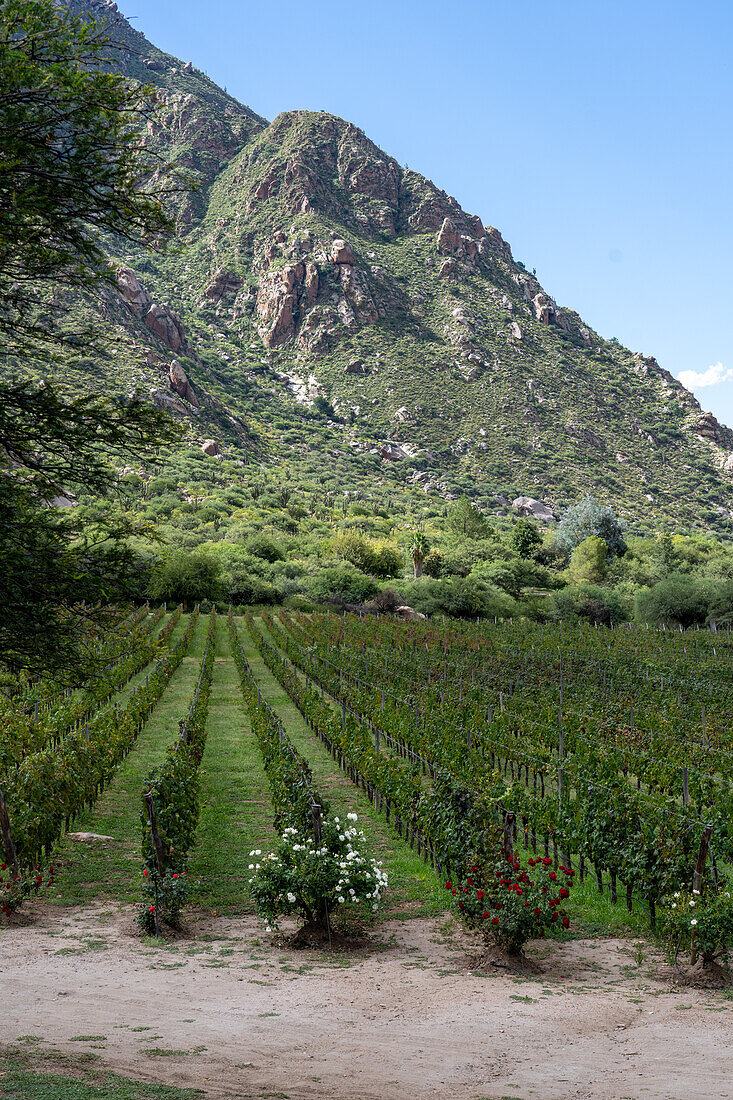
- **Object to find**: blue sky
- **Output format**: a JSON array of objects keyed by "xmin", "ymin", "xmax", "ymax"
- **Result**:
[{"xmin": 128, "ymin": 0, "xmax": 733, "ymax": 423}]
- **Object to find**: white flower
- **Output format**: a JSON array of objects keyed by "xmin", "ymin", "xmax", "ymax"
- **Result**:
[
  {"xmin": 691, "ymin": 919, "xmax": 698, "ymax": 927},
  {"xmin": 671, "ymin": 903, "xmax": 677, "ymax": 909},
  {"xmin": 673, "ymin": 892, "xmax": 680, "ymax": 899},
  {"xmin": 372, "ymin": 904, "xmax": 378, "ymax": 911},
  {"xmin": 287, "ymin": 892, "xmax": 296, "ymax": 903},
  {"xmin": 693, "ymin": 888, "xmax": 700, "ymax": 895},
  {"xmin": 347, "ymin": 813, "xmax": 358, "ymax": 821},
  {"xmin": 338, "ymin": 896, "xmax": 345, "ymax": 904},
  {"xmin": 248, "ymin": 864, "xmax": 254, "ymax": 870},
  {"xmin": 689, "ymin": 900, "xmax": 695, "ymax": 907}
]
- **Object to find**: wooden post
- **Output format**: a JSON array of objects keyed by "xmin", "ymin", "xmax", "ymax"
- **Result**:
[
  {"xmin": 692, "ymin": 824, "xmax": 713, "ymax": 895},
  {"xmin": 143, "ymin": 792, "xmax": 166, "ymax": 877},
  {"xmin": 502, "ymin": 811, "xmax": 515, "ymax": 862},
  {"xmin": 682, "ymin": 767, "xmax": 689, "ymax": 806},
  {"xmin": 0, "ymin": 785, "xmax": 19, "ymax": 875}
]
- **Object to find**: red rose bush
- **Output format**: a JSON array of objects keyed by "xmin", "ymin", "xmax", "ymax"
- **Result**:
[{"xmin": 446, "ymin": 854, "xmax": 574, "ymax": 955}]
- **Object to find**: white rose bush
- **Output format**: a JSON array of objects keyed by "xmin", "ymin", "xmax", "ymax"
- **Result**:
[
  {"xmin": 663, "ymin": 884, "xmax": 733, "ymax": 968},
  {"xmin": 248, "ymin": 813, "xmax": 387, "ymax": 933}
]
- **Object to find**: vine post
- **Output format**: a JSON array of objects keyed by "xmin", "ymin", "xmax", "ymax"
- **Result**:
[{"xmin": 0, "ymin": 785, "xmax": 19, "ymax": 877}]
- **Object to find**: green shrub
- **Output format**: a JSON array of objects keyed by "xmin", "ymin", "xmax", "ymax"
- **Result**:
[{"xmin": 307, "ymin": 565, "xmax": 378, "ymax": 605}]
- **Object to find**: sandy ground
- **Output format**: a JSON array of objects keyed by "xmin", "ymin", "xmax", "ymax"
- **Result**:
[{"xmin": 1, "ymin": 906, "xmax": 732, "ymax": 1100}]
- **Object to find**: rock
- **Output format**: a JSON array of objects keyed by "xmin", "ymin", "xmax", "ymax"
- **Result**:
[
  {"xmin": 464, "ymin": 367, "xmax": 481, "ymax": 381},
  {"xmin": 379, "ymin": 442, "xmax": 409, "ymax": 461},
  {"xmin": 532, "ymin": 293, "xmax": 555, "ymax": 325},
  {"xmin": 724, "ymin": 454, "xmax": 733, "ymax": 475},
  {"xmin": 145, "ymin": 303, "xmax": 186, "ymax": 351},
  {"xmin": 695, "ymin": 411, "xmax": 724, "ymax": 444},
  {"xmin": 201, "ymin": 439, "xmax": 220, "ymax": 456},
  {"xmin": 256, "ymin": 261, "xmax": 321, "ymax": 347},
  {"xmin": 169, "ymin": 360, "xmax": 199, "ymax": 407},
  {"xmin": 116, "ymin": 267, "xmax": 151, "ymax": 318},
  {"xmin": 68, "ymin": 832, "xmax": 116, "ymax": 842},
  {"xmin": 438, "ymin": 259, "xmax": 456, "ymax": 278},
  {"xmin": 50, "ymin": 493, "xmax": 76, "ymax": 508},
  {"xmin": 512, "ymin": 496, "xmax": 555, "ymax": 522},
  {"xmin": 393, "ymin": 406, "xmax": 410, "ymax": 422},
  {"xmin": 331, "ymin": 239, "xmax": 355, "ymax": 265},
  {"xmin": 344, "ymin": 359, "xmax": 368, "ymax": 375},
  {"xmin": 579, "ymin": 326, "xmax": 593, "ymax": 347},
  {"xmin": 436, "ymin": 218, "xmax": 479, "ymax": 262},
  {"xmin": 304, "ymin": 261, "xmax": 319, "ymax": 304},
  {"xmin": 151, "ymin": 388, "xmax": 189, "ymax": 415},
  {"xmin": 395, "ymin": 605, "xmax": 427, "ymax": 621},
  {"xmin": 510, "ymin": 321, "xmax": 522, "ymax": 340},
  {"xmin": 204, "ymin": 269, "xmax": 242, "ymax": 302}
]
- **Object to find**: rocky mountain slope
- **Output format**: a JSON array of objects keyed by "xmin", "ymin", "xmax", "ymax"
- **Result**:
[{"xmin": 46, "ymin": 0, "xmax": 733, "ymax": 531}]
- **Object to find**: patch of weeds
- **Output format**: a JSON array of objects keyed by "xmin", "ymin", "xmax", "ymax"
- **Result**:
[
  {"xmin": 257, "ymin": 1012, "xmax": 280, "ymax": 1018},
  {"xmin": 142, "ymin": 1048, "xmax": 191, "ymax": 1057},
  {"xmin": 509, "ymin": 994, "xmax": 536, "ymax": 1004},
  {"xmin": 69, "ymin": 1035, "xmax": 107, "ymax": 1042}
]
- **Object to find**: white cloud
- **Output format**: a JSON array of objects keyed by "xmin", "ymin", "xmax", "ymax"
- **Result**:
[{"xmin": 679, "ymin": 361, "xmax": 733, "ymax": 390}]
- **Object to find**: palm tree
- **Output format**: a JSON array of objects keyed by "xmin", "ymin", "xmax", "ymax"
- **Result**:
[{"xmin": 408, "ymin": 531, "xmax": 430, "ymax": 579}]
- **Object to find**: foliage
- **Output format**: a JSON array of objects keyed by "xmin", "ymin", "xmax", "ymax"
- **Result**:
[
  {"xmin": 634, "ymin": 574, "xmax": 708, "ymax": 627},
  {"xmin": 556, "ymin": 496, "xmax": 626, "ymax": 558},
  {"xmin": 569, "ymin": 536, "xmax": 608, "ymax": 584},
  {"xmin": 448, "ymin": 498, "xmax": 493, "ymax": 540},
  {"xmin": 148, "ymin": 550, "xmax": 223, "ymax": 605},
  {"xmin": 510, "ymin": 518, "xmax": 542, "ymax": 559},
  {"xmin": 307, "ymin": 564, "xmax": 378, "ymax": 605},
  {"xmin": 0, "ymin": 861, "xmax": 56, "ymax": 916}
]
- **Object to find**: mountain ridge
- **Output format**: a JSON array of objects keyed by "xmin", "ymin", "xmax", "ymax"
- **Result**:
[{"xmin": 43, "ymin": 0, "xmax": 733, "ymax": 532}]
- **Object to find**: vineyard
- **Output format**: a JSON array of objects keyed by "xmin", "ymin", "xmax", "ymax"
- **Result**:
[{"xmin": 1, "ymin": 606, "xmax": 730, "ymax": 962}]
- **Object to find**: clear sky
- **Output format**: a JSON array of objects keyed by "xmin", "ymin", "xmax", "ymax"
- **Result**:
[{"xmin": 127, "ymin": 0, "xmax": 733, "ymax": 424}]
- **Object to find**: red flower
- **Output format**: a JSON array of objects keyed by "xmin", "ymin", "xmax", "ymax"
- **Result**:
[
  {"xmin": 0, "ymin": 864, "xmax": 5, "ymax": 871},
  {"xmin": 143, "ymin": 869, "xmax": 148, "ymax": 877},
  {"xmin": 533, "ymin": 907, "xmax": 542, "ymax": 916},
  {"xmin": 562, "ymin": 917, "xmax": 570, "ymax": 928},
  {"xmin": 549, "ymin": 871, "xmax": 557, "ymax": 881},
  {"xmin": 491, "ymin": 917, "xmax": 499, "ymax": 925},
  {"xmin": 542, "ymin": 857, "xmax": 551, "ymax": 866},
  {"xmin": 559, "ymin": 887, "xmax": 569, "ymax": 899},
  {"xmin": 467, "ymin": 878, "xmax": 474, "ymax": 886},
  {"xmin": 451, "ymin": 889, "xmax": 457, "ymax": 896},
  {"xmin": 516, "ymin": 888, "xmax": 523, "ymax": 895},
  {"xmin": 148, "ymin": 905, "xmax": 155, "ymax": 913},
  {"xmin": 482, "ymin": 911, "xmax": 490, "ymax": 919},
  {"xmin": 173, "ymin": 873, "xmax": 179, "ymax": 879},
  {"xmin": 458, "ymin": 900, "xmax": 464, "ymax": 909},
  {"xmin": 445, "ymin": 881, "xmax": 453, "ymax": 890},
  {"xmin": 476, "ymin": 890, "xmax": 485, "ymax": 901}
]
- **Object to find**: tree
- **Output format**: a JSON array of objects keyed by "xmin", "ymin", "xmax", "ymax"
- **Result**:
[
  {"xmin": 510, "ymin": 517, "xmax": 542, "ymax": 559},
  {"xmin": 448, "ymin": 497, "xmax": 493, "ymax": 540},
  {"xmin": 0, "ymin": 0, "xmax": 182, "ymax": 679},
  {"xmin": 0, "ymin": 0, "xmax": 175, "ymax": 350},
  {"xmin": 556, "ymin": 496, "xmax": 626, "ymax": 558},
  {"xmin": 148, "ymin": 551, "xmax": 223, "ymax": 606},
  {"xmin": 569, "ymin": 536, "xmax": 607, "ymax": 584},
  {"xmin": 408, "ymin": 530, "xmax": 430, "ymax": 579}
]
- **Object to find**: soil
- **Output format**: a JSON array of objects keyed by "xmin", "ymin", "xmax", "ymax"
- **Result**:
[{"xmin": 2, "ymin": 905, "xmax": 732, "ymax": 1100}]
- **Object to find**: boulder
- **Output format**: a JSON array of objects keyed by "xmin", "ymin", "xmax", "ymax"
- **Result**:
[
  {"xmin": 510, "ymin": 321, "xmax": 522, "ymax": 340},
  {"xmin": 344, "ymin": 359, "xmax": 368, "ymax": 375},
  {"xmin": 116, "ymin": 267, "xmax": 151, "ymax": 318},
  {"xmin": 695, "ymin": 411, "xmax": 724, "ymax": 444},
  {"xmin": 68, "ymin": 832, "xmax": 116, "ymax": 842},
  {"xmin": 438, "ymin": 258, "xmax": 456, "ymax": 278},
  {"xmin": 395, "ymin": 605, "xmax": 427, "ymax": 621},
  {"xmin": 201, "ymin": 439, "xmax": 220, "ymax": 456},
  {"xmin": 145, "ymin": 303, "xmax": 186, "ymax": 351},
  {"xmin": 151, "ymin": 388, "xmax": 189, "ymax": 415},
  {"xmin": 512, "ymin": 496, "xmax": 555, "ymax": 522},
  {"xmin": 331, "ymin": 239, "xmax": 355, "ymax": 265},
  {"xmin": 379, "ymin": 442, "xmax": 409, "ymax": 461},
  {"xmin": 169, "ymin": 360, "xmax": 199, "ymax": 407}
]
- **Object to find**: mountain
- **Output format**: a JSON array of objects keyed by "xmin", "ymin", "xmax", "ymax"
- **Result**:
[{"xmin": 44, "ymin": 1, "xmax": 733, "ymax": 532}]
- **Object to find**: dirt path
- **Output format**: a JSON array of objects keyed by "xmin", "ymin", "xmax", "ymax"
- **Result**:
[{"xmin": 2, "ymin": 907, "xmax": 731, "ymax": 1100}]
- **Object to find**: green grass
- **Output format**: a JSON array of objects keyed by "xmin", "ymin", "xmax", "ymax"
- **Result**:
[
  {"xmin": 187, "ymin": 615, "xmax": 275, "ymax": 914},
  {"xmin": 0, "ymin": 1045, "xmax": 202, "ymax": 1100},
  {"xmin": 237, "ymin": 617, "xmax": 445, "ymax": 919},
  {"xmin": 47, "ymin": 615, "xmax": 208, "ymax": 907}
]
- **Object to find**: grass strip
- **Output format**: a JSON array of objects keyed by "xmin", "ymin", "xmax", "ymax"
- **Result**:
[
  {"xmin": 187, "ymin": 615, "xmax": 276, "ymax": 914},
  {"xmin": 48, "ymin": 615, "xmax": 208, "ymax": 907}
]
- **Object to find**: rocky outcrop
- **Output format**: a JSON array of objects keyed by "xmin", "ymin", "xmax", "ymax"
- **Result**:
[
  {"xmin": 169, "ymin": 360, "xmax": 198, "ymax": 407},
  {"xmin": 255, "ymin": 260, "xmax": 321, "ymax": 348},
  {"xmin": 513, "ymin": 497, "xmax": 555, "ymax": 522},
  {"xmin": 145, "ymin": 304, "xmax": 186, "ymax": 351},
  {"xmin": 151, "ymin": 388, "xmax": 189, "ymax": 415},
  {"xmin": 204, "ymin": 269, "xmax": 242, "ymax": 302},
  {"xmin": 695, "ymin": 411, "xmax": 725, "ymax": 444},
  {"xmin": 344, "ymin": 359, "xmax": 368, "ymax": 375},
  {"xmin": 331, "ymin": 239, "xmax": 356, "ymax": 265},
  {"xmin": 201, "ymin": 439, "xmax": 220, "ymax": 456},
  {"xmin": 116, "ymin": 267, "xmax": 151, "ymax": 318}
]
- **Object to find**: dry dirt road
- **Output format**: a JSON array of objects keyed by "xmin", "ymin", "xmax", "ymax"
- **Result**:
[{"xmin": 1, "ymin": 906, "xmax": 732, "ymax": 1100}]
